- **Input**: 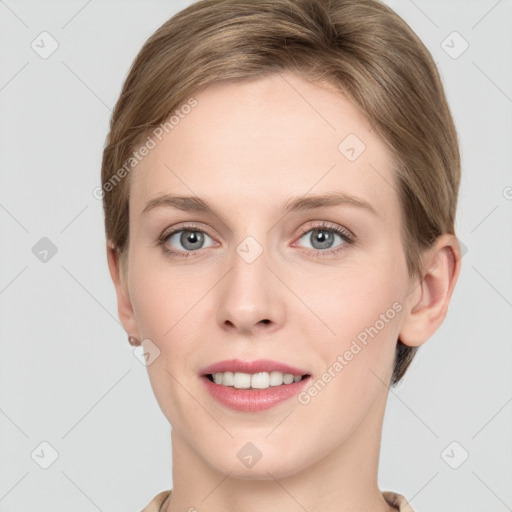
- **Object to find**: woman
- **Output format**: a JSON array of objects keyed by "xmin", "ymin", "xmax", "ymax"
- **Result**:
[{"xmin": 101, "ymin": 1, "xmax": 461, "ymax": 510}]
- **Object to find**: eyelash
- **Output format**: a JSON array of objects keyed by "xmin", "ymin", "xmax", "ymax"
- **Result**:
[{"xmin": 157, "ymin": 221, "xmax": 355, "ymax": 259}]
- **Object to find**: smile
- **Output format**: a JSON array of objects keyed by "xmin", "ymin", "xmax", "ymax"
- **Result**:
[
  {"xmin": 200, "ymin": 359, "xmax": 312, "ymax": 412},
  {"xmin": 207, "ymin": 371, "xmax": 305, "ymax": 389}
]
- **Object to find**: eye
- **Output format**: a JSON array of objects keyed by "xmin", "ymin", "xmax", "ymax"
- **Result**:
[
  {"xmin": 159, "ymin": 226, "xmax": 216, "ymax": 256},
  {"xmin": 158, "ymin": 221, "xmax": 354, "ymax": 259},
  {"xmin": 294, "ymin": 222, "xmax": 354, "ymax": 255}
]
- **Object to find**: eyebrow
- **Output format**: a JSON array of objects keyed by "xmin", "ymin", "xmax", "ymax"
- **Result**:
[{"xmin": 141, "ymin": 192, "xmax": 378, "ymax": 218}]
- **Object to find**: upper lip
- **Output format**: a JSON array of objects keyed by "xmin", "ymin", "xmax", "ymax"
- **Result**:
[{"xmin": 200, "ymin": 359, "xmax": 309, "ymax": 376}]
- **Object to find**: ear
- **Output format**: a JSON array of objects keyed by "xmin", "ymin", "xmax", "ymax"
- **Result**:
[
  {"xmin": 399, "ymin": 234, "xmax": 462, "ymax": 347},
  {"xmin": 106, "ymin": 241, "xmax": 139, "ymax": 338}
]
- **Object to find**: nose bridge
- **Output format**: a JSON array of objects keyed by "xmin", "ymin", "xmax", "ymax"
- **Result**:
[{"xmin": 216, "ymin": 232, "xmax": 284, "ymax": 333}]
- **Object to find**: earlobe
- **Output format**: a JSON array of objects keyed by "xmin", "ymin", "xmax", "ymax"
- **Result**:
[
  {"xmin": 105, "ymin": 242, "xmax": 139, "ymax": 338},
  {"xmin": 399, "ymin": 234, "xmax": 462, "ymax": 347}
]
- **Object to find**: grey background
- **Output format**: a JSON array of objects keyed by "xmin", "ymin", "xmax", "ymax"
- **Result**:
[{"xmin": 0, "ymin": 1, "xmax": 511, "ymax": 511}]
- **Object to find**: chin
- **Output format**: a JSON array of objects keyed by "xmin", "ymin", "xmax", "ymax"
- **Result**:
[{"xmin": 203, "ymin": 445, "xmax": 313, "ymax": 481}]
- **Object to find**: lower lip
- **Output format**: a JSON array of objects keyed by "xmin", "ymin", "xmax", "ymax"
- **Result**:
[{"xmin": 201, "ymin": 375, "xmax": 311, "ymax": 412}]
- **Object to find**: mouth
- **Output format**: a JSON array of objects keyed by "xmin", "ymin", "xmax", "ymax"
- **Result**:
[
  {"xmin": 205, "ymin": 371, "xmax": 309, "ymax": 389},
  {"xmin": 199, "ymin": 359, "xmax": 312, "ymax": 412}
]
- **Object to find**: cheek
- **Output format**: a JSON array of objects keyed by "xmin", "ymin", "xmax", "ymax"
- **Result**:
[
  {"xmin": 302, "ymin": 265, "xmax": 404, "ymax": 338},
  {"xmin": 299, "ymin": 264, "xmax": 405, "ymax": 396},
  {"xmin": 129, "ymin": 253, "xmax": 208, "ymax": 340},
  {"xmin": 294, "ymin": 275, "xmax": 402, "ymax": 443},
  {"xmin": 130, "ymin": 270, "xmax": 204, "ymax": 424},
  {"xmin": 128, "ymin": 260, "xmax": 213, "ymax": 387}
]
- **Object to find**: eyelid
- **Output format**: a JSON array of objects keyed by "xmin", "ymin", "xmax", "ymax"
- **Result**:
[
  {"xmin": 288, "ymin": 221, "xmax": 355, "ymax": 259},
  {"xmin": 159, "ymin": 220, "xmax": 355, "ymax": 258},
  {"xmin": 157, "ymin": 222, "xmax": 219, "ymax": 257},
  {"xmin": 159, "ymin": 222, "xmax": 217, "ymax": 242},
  {"xmin": 295, "ymin": 220, "xmax": 354, "ymax": 241}
]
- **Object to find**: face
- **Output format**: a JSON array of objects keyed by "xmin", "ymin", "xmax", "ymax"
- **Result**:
[{"xmin": 122, "ymin": 72, "xmax": 413, "ymax": 479}]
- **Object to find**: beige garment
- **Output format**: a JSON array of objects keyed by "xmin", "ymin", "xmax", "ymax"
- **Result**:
[{"xmin": 141, "ymin": 489, "xmax": 415, "ymax": 512}]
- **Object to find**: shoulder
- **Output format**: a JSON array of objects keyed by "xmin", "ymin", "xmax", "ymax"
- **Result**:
[
  {"xmin": 140, "ymin": 490, "xmax": 172, "ymax": 512},
  {"xmin": 382, "ymin": 491, "xmax": 415, "ymax": 512}
]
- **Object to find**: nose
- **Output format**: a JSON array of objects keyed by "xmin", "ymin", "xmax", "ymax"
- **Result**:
[{"xmin": 216, "ymin": 241, "xmax": 286, "ymax": 336}]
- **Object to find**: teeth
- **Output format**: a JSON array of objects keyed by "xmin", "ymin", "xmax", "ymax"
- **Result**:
[
  {"xmin": 269, "ymin": 371, "xmax": 284, "ymax": 386},
  {"xmin": 251, "ymin": 372, "xmax": 269, "ymax": 389},
  {"xmin": 222, "ymin": 371, "xmax": 234, "ymax": 386},
  {"xmin": 211, "ymin": 371, "xmax": 304, "ymax": 389},
  {"xmin": 233, "ymin": 372, "xmax": 251, "ymax": 389},
  {"xmin": 283, "ymin": 373, "xmax": 294, "ymax": 384}
]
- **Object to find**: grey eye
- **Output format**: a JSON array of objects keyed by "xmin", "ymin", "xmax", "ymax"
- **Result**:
[
  {"xmin": 168, "ymin": 230, "xmax": 214, "ymax": 251},
  {"xmin": 298, "ymin": 228, "xmax": 345, "ymax": 250}
]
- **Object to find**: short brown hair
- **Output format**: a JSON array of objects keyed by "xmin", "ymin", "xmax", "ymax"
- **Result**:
[{"xmin": 101, "ymin": 0, "xmax": 461, "ymax": 385}]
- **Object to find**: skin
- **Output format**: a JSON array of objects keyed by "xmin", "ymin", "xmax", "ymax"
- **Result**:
[{"xmin": 107, "ymin": 71, "xmax": 461, "ymax": 512}]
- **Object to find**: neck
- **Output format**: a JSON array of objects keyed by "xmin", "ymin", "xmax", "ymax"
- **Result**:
[{"xmin": 163, "ymin": 392, "xmax": 395, "ymax": 512}]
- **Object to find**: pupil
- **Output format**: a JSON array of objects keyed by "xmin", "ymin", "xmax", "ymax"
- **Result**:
[
  {"xmin": 181, "ymin": 230, "xmax": 203, "ymax": 250},
  {"xmin": 313, "ymin": 229, "xmax": 333, "ymax": 249}
]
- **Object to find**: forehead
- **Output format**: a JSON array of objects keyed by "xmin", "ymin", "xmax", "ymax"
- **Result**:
[{"xmin": 130, "ymin": 71, "xmax": 398, "ymax": 221}]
